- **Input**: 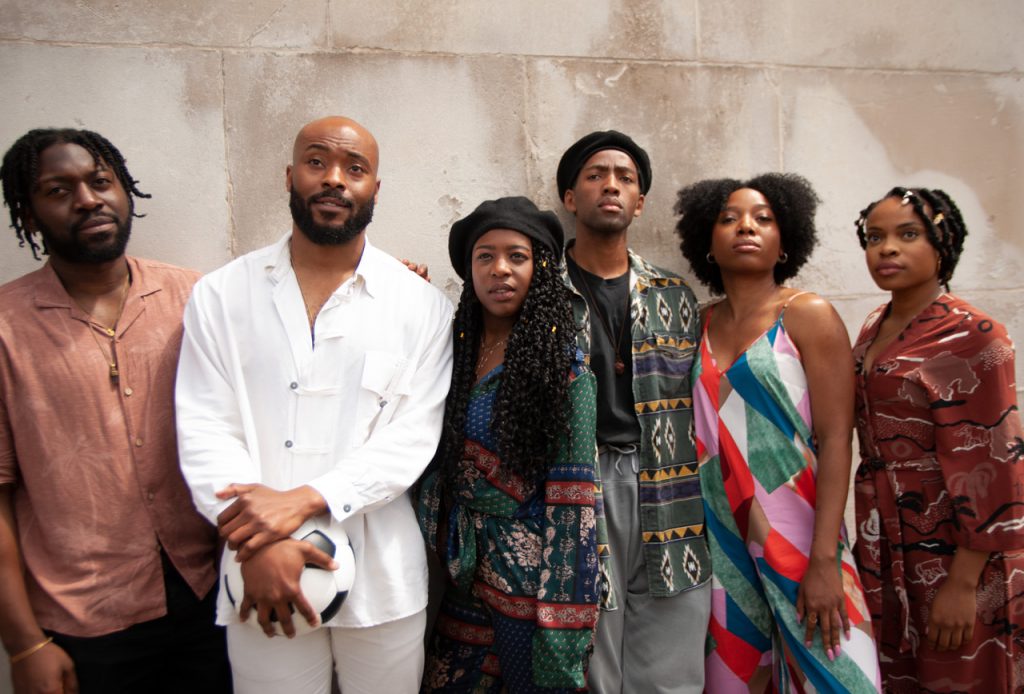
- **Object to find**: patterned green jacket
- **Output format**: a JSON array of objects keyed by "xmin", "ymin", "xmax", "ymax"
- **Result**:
[{"xmin": 561, "ymin": 242, "xmax": 711, "ymax": 603}]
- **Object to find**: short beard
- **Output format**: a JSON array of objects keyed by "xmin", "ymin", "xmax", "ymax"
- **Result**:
[
  {"xmin": 38, "ymin": 214, "xmax": 132, "ymax": 264},
  {"xmin": 290, "ymin": 189, "xmax": 374, "ymax": 246}
]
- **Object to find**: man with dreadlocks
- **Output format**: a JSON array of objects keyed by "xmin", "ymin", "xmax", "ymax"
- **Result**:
[
  {"xmin": 556, "ymin": 131, "xmax": 711, "ymax": 693},
  {"xmin": 852, "ymin": 187, "xmax": 1024, "ymax": 692},
  {"xmin": 0, "ymin": 128, "xmax": 230, "ymax": 693},
  {"xmin": 175, "ymin": 116, "xmax": 453, "ymax": 694}
]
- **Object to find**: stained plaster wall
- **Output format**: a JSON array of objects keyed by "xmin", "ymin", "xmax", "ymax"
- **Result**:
[
  {"xmin": 3, "ymin": 2, "xmax": 1022, "ymax": 388},
  {"xmin": 0, "ymin": 2, "xmax": 1021, "ymax": 683}
]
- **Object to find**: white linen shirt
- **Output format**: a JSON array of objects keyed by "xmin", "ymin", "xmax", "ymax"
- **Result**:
[{"xmin": 176, "ymin": 234, "xmax": 453, "ymax": 627}]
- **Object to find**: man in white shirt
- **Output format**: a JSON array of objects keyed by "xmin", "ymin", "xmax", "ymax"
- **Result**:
[{"xmin": 175, "ymin": 116, "xmax": 454, "ymax": 694}]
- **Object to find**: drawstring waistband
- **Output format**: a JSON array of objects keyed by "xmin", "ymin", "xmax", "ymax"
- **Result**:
[{"xmin": 599, "ymin": 443, "xmax": 639, "ymax": 475}]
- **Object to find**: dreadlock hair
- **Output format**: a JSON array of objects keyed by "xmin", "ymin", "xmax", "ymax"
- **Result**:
[
  {"xmin": 674, "ymin": 173, "xmax": 820, "ymax": 295},
  {"xmin": 1, "ymin": 128, "xmax": 151, "ymax": 260},
  {"xmin": 855, "ymin": 187, "xmax": 968, "ymax": 290},
  {"xmin": 437, "ymin": 243, "xmax": 578, "ymax": 489}
]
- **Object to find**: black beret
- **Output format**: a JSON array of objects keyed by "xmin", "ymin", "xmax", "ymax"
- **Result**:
[
  {"xmin": 556, "ymin": 130, "xmax": 652, "ymax": 200},
  {"xmin": 448, "ymin": 196, "xmax": 564, "ymax": 280}
]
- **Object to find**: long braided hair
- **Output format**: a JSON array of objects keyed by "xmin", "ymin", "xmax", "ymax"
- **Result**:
[
  {"xmin": 1, "ymin": 128, "xmax": 150, "ymax": 260},
  {"xmin": 855, "ymin": 187, "xmax": 968, "ymax": 289},
  {"xmin": 438, "ymin": 243, "xmax": 577, "ymax": 488}
]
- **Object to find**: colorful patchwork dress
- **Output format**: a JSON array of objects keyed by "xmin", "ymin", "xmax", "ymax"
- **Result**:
[
  {"xmin": 694, "ymin": 300, "xmax": 880, "ymax": 692},
  {"xmin": 852, "ymin": 294, "xmax": 1024, "ymax": 693},
  {"xmin": 418, "ymin": 362, "xmax": 599, "ymax": 693}
]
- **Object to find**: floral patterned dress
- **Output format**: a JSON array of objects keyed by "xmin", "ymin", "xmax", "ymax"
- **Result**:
[
  {"xmin": 852, "ymin": 294, "xmax": 1024, "ymax": 693},
  {"xmin": 418, "ymin": 362, "xmax": 599, "ymax": 693}
]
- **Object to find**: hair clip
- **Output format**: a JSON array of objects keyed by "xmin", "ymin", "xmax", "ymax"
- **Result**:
[
  {"xmin": 551, "ymin": 325, "xmax": 557, "ymax": 333},
  {"xmin": 541, "ymin": 260, "xmax": 547, "ymax": 268},
  {"xmin": 932, "ymin": 212, "xmax": 944, "ymax": 226},
  {"xmin": 459, "ymin": 331, "xmax": 464, "ymax": 339},
  {"xmin": 901, "ymin": 190, "xmax": 915, "ymax": 205}
]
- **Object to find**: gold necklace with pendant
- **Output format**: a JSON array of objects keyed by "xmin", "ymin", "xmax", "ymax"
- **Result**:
[{"xmin": 77, "ymin": 274, "xmax": 131, "ymax": 383}]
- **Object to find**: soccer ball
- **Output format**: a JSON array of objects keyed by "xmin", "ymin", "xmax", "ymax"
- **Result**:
[{"xmin": 221, "ymin": 515, "xmax": 356, "ymax": 636}]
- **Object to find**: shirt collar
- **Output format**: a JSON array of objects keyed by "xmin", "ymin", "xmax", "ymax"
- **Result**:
[
  {"xmin": 33, "ymin": 256, "xmax": 161, "ymax": 309},
  {"xmin": 265, "ymin": 232, "xmax": 383, "ymax": 299}
]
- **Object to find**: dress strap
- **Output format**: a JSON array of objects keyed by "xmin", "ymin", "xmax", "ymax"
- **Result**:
[
  {"xmin": 701, "ymin": 301, "xmax": 720, "ymax": 336},
  {"xmin": 778, "ymin": 291, "xmax": 812, "ymax": 318}
]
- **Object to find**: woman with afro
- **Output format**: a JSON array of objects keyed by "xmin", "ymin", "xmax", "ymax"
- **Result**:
[
  {"xmin": 675, "ymin": 174, "xmax": 880, "ymax": 692},
  {"xmin": 418, "ymin": 197, "xmax": 600, "ymax": 692},
  {"xmin": 852, "ymin": 188, "xmax": 1024, "ymax": 692}
]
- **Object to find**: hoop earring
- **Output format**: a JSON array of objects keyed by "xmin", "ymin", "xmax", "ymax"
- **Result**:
[
  {"xmin": 778, "ymin": 252, "xmax": 789, "ymax": 264},
  {"xmin": 706, "ymin": 253, "xmax": 716, "ymax": 265}
]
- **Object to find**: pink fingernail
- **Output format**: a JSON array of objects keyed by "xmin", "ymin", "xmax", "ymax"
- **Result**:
[
  {"xmin": 805, "ymin": 640, "xmax": 812, "ymax": 648},
  {"xmin": 835, "ymin": 644, "xmax": 842, "ymax": 657},
  {"xmin": 827, "ymin": 648, "xmax": 835, "ymax": 661}
]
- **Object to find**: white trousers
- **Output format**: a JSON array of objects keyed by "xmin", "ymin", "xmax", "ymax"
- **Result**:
[{"xmin": 226, "ymin": 610, "xmax": 426, "ymax": 694}]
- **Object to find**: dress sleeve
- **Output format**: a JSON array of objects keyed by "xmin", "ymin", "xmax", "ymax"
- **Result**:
[
  {"xmin": 532, "ymin": 370, "xmax": 600, "ymax": 689},
  {"xmin": 926, "ymin": 318, "xmax": 1024, "ymax": 552}
]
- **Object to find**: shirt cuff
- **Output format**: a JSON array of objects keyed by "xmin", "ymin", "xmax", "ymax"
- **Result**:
[{"xmin": 307, "ymin": 470, "xmax": 360, "ymax": 523}]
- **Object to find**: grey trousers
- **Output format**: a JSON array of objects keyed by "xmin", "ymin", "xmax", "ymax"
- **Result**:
[{"xmin": 589, "ymin": 446, "xmax": 711, "ymax": 694}]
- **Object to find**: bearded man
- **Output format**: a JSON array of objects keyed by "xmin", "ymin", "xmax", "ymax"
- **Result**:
[
  {"xmin": 0, "ymin": 128, "xmax": 229, "ymax": 693},
  {"xmin": 175, "ymin": 116, "xmax": 453, "ymax": 694}
]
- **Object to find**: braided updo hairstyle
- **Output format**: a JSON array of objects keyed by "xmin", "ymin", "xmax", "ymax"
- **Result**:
[{"xmin": 855, "ymin": 187, "xmax": 968, "ymax": 289}]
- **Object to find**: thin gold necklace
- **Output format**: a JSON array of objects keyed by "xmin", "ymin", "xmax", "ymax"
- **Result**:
[
  {"xmin": 476, "ymin": 336, "xmax": 507, "ymax": 375},
  {"xmin": 76, "ymin": 274, "xmax": 131, "ymax": 383}
]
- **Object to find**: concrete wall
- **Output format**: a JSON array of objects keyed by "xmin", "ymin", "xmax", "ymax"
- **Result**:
[
  {"xmin": 3, "ymin": 2, "xmax": 1022, "ymax": 389},
  {"xmin": 0, "ymin": 1, "xmax": 1021, "ymax": 685}
]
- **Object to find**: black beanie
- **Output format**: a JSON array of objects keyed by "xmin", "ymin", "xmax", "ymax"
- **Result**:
[
  {"xmin": 556, "ymin": 130, "xmax": 652, "ymax": 200},
  {"xmin": 448, "ymin": 196, "xmax": 564, "ymax": 280}
]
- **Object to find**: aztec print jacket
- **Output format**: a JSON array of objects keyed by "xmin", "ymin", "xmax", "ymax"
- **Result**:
[{"xmin": 562, "ymin": 242, "xmax": 711, "ymax": 604}]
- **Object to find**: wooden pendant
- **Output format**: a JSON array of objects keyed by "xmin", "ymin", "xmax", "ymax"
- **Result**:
[
  {"xmin": 109, "ymin": 363, "xmax": 120, "ymax": 382},
  {"xmin": 614, "ymin": 358, "xmax": 625, "ymax": 376}
]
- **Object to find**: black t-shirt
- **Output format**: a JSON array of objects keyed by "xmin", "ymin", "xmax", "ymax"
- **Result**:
[{"xmin": 566, "ymin": 253, "xmax": 642, "ymax": 446}]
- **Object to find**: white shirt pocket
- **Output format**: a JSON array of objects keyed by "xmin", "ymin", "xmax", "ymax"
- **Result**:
[{"xmin": 358, "ymin": 350, "xmax": 412, "ymax": 441}]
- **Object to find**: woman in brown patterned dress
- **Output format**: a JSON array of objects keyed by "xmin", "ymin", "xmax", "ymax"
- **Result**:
[{"xmin": 852, "ymin": 187, "xmax": 1024, "ymax": 692}]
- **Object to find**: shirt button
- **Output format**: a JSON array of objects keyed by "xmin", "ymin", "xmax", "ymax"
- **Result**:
[
  {"xmin": 290, "ymin": 382, "xmax": 298, "ymax": 390},
  {"xmin": 135, "ymin": 438, "xmax": 143, "ymax": 447},
  {"xmin": 124, "ymin": 387, "xmax": 134, "ymax": 396},
  {"xmin": 343, "ymin": 504, "xmax": 352, "ymax": 513},
  {"xmin": 285, "ymin": 440, "xmax": 293, "ymax": 448}
]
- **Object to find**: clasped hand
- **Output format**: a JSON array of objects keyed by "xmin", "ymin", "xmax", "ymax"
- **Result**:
[
  {"xmin": 216, "ymin": 483, "xmax": 311, "ymax": 561},
  {"xmin": 238, "ymin": 538, "xmax": 337, "ymax": 638}
]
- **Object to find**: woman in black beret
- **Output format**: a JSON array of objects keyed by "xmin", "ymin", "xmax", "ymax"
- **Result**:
[{"xmin": 418, "ymin": 197, "xmax": 600, "ymax": 692}]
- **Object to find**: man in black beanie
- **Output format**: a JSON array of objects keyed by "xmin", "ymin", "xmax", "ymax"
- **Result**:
[{"xmin": 558, "ymin": 130, "xmax": 710, "ymax": 693}]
